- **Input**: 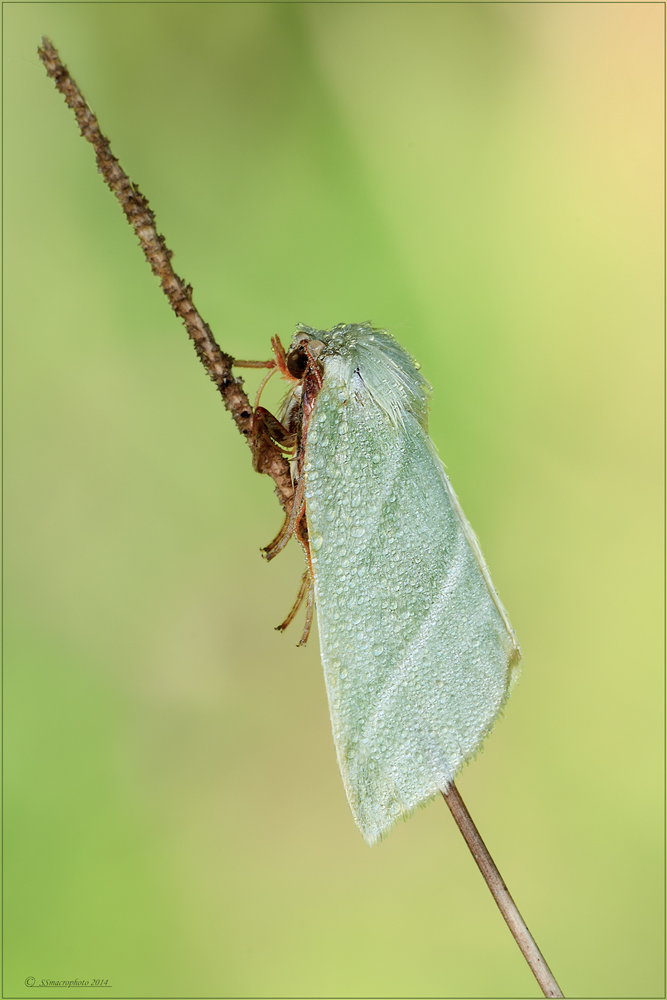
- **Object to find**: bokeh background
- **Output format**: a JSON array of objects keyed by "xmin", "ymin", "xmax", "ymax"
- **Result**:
[{"xmin": 4, "ymin": 3, "xmax": 663, "ymax": 997}]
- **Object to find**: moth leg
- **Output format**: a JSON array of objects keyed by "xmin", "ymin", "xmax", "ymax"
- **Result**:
[
  {"xmin": 263, "ymin": 508, "xmax": 292, "ymax": 561},
  {"xmin": 232, "ymin": 358, "xmax": 274, "ymax": 369},
  {"xmin": 252, "ymin": 405, "xmax": 296, "ymax": 477},
  {"xmin": 275, "ymin": 570, "xmax": 309, "ymax": 633},
  {"xmin": 296, "ymin": 573, "xmax": 315, "ymax": 647},
  {"xmin": 263, "ymin": 475, "xmax": 305, "ymax": 561},
  {"xmin": 236, "ymin": 338, "xmax": 295, "ymax": 379}
]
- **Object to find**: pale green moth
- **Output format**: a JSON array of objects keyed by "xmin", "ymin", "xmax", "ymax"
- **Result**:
[{"xmin": 259, "ymin": 322, "xmax": 521, "ymax": 846}]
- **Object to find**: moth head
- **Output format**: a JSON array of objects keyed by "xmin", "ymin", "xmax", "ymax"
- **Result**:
[
  {"xmin": 285, "ymin": 346, "xmax": 308, "ymax": 379},
  {"xmin": 285, "ymin": 335, "xmax": 325, "ymax": 381}
]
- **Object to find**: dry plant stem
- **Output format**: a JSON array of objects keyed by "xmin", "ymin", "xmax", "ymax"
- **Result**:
[
  {"xmin": 442, "ymin": 783, "xmax": 564, "ymax": 999},
  {"xmin": 37, "ymin": 37, "xmax": 294, "ymax": 513},
  {"xmin": 40, "ymin": 44, "xmax": 560, "ymax": 993}
]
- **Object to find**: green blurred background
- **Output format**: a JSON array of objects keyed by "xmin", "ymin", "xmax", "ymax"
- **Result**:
[{"xmin": 4, "ymin": 3, "xmax": 663, "ymax": 997}]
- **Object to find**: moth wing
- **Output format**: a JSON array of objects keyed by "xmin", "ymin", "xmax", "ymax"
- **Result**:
[{"xmin": 304, "ymin": 379, "xmax": 520, "ymax": 845}]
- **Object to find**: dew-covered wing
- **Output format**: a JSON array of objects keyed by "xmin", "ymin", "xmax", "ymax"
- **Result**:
[{"xmin": 304, "ymin": 374, "xmax": 520, "ymax": 845}]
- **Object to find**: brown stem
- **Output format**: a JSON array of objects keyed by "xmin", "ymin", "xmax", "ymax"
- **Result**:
[
  {"xmin": 442, "ymin": 783, "xmax": 563, "ymax": 998},
  {"xmin": 37, "ymin": 37, "xmax": 294, "ymax": 513}
]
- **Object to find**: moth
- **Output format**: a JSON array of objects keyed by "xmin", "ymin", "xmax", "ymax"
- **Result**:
[{"xmin": 239, "ymin": 323, "xmax": 521, "ymax": 845}]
